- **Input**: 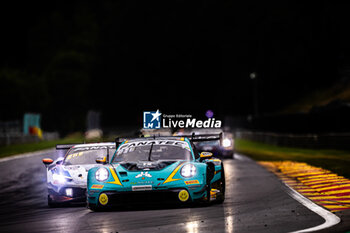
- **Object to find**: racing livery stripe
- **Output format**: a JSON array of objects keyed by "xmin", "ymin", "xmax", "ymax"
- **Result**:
[
  {"xmin": 106, "ymin": 167, "xmax": 123, "ymax": 186},
  {"xmin": 163, "ymin": 162, "xmax": 185, "ymax": 184}
]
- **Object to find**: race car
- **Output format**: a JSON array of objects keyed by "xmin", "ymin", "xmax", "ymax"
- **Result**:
[
  {"xmin": 42, "ymin": 142, "xmax": 115, "ymax": 206},
  {"xmin": 175, "ymin": 129, "xmax": 235, "ymax": 158},
  {"xmin": 138, "ymin": 128, "xmax": 173, "ymax": 137},
  {"xmin": 86, "ymin": 134, "xmax": 225, "ymax": 211},
  {"xmin": 195, "ymin": 132, "xmax": 234, "ymax": 158}
]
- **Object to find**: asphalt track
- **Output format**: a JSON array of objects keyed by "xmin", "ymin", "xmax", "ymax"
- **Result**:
[{"xmin": 0, "ymin": 150, "xmax": 339, "ymax": 233}]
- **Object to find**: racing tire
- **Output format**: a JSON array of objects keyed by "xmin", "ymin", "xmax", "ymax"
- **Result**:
[
  {"xmin": 200, "ymin": 185, "xmax": 211, "ymax": 206},
  {"xmin": 87, "ymin": 202, "xmax": 102, "ymax": 212},
  {"xmin": 206, "ymin": 188, "xmax": 211, "ymax": 206},
  {"xmin": 202, "ymin": 163, "xmax": 215, "ymax": 206},
  {"xmin": 48, "ymin": 195, "xmax": 60, "ymax": 208},
  {"xmin": 216, "ymin": 163, "xmax": 226, "ymax": 204}
]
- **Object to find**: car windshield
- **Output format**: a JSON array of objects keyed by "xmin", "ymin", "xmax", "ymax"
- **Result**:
[
  {"xmin": 112, "ymin": 140, "xmax": 192, "ymax": 163},
  {"xmin": 63, "ymin": 145, "xmax": 115, "ymax": 165},
  {"xmin": 195, "ymin": 140, "xmax": 219, "ymax": 147}
]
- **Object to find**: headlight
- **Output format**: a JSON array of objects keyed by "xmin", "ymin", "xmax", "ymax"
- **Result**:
[
  {"xmin": 65, "ymin": 188, "xmax": 73, "ymax": 197},
  {"xmin": 181, "ymin": 164, "xmax": 197, "ymax": 178},
  {"xmin": 95, "ymin": 167, "xmax": 109, "ymax": 181},
  {"xmin": 52, "ymin": 173, "xmax": 66, "ymax": 184},
  {"xmin": 222, "ymin": 138, "xmax": 232, "ymax": 147}
]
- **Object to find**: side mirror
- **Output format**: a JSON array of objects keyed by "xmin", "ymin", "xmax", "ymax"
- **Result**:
[
  {"xmin": 200, "ymin": 152, "xmax": 213, "ymax": 160},
  {"xmin": 42, "ymin": 158, "xmax": 54, "ymax": 165},
  {"xmin": 56, "ymin": 159, "xmax": 63, "ymax": 165},
  {"xmin": 96, "ymin": 156, "xmax": 107, "ymax": 164}
]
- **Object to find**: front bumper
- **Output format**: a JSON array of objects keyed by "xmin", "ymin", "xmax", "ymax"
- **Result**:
[
  {"xmin": 48, "ymin": 187, "xmax": 86, "ymax": 204},
  {"xmin": 87, "ymin": 185, "xmax": 207, "ymax": 208},
  {"xmin": 93, "ymin": 189, "xmax": 189, "ymax": 206}
]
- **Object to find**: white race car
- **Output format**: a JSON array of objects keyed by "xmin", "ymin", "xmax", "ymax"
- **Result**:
[{"xmin": 42, "ymin": 142, "xmax": 115, "ymax": 206}]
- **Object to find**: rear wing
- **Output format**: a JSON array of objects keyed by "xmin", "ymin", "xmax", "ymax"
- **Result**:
[
  {"xmin": 115, "ymin": 137, "xmax": 133, "ymax": 149},
  {"xmin": 54, "ymin": 144, "xmax": 82, "ymax": 161},
  {"xmin": 115, "ymin": 133, "xmax": 222, "ymax": 148},
  {"xmin": 56, "ymin": 144, "xmax": 83, "ymax": 150},
  {"xmin": 184, "ymin": 133, "xmax": 222, "ymax": 142}
]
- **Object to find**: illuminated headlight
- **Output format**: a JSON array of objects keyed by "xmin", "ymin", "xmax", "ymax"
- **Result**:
[
  {"xmin": 181, "ymin": 164, "xmax": 197, "ymax": 178},
  {"xmin": 53, "ymin": 173, "xmax": 66, "ymax": 184},
  {"xmin": 95, "ymin": 167, "xmax": 109, "ymax": 182},
  {"xmin": 222, "ymin": 138, "xmax": 232, "ymax": 148},
  {"xmin": 65, "ymin": 188, "xmax": 73, "ymax": 197}
]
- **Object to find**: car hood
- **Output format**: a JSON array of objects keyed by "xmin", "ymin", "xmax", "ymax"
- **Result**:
[
  {"xmin": 61, "ymin": 164, "xmax": 99, "ymax": 185},
  {"xmin": 110, "ymin": 160, "xmax": 190, "ymax": 187},
  {"xmin": 118, "ymin": 160, "xmax": 178, "ymax": 171}
]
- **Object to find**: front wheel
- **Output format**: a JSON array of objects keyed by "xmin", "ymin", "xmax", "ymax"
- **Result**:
[
  {"xmin": 48, "ymin": 195, "xmax": 60, "ymax": 207},
  {"xmin": 87, "ymin": 203, "xmax": 102, "ymax": 212},
  {"xmin": 216, "ymin": 163, "xmax": 226, "ymax": 203},
  {"xmin": 199, "ymin": 184, "xmax": 212, "ymax": 206}
]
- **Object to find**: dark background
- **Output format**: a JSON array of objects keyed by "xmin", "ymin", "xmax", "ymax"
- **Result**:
[{"xmin": 1, "ymin": 1, "xmax": 349, "ymax": 134}]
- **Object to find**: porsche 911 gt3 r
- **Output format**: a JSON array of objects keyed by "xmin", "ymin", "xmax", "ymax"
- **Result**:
[
  {"xmin": 42, "ymin": 143, "xmax": 115, "ymax": 206},
  {"xmin": 86, "ymin": 135, "xmax": 225, "ymax": 211}
]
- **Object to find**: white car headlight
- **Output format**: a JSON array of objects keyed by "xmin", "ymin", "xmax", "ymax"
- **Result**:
[
  {"xmin": 65, "ymin": 188, "xmax": 73, "ymax": 197},
  {"xmin": 52, "ymin": 173, "xmax": 66, "ymax": 184},
  {"xmin": 222, "ymin": 138, "xmax": 232, "ymax": 147},
  {"xmin": 181, "ymin": 164, "xmax": 197, "ymax": 178},
  {"xmin": 95, "ymin": 167, "xmax": 109, "ymax": 181}
]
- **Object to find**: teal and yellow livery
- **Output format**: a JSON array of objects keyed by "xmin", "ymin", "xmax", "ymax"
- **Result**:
[{"xmin": 86, "ymin": 135, "xmax": 225, "ymax": 211}]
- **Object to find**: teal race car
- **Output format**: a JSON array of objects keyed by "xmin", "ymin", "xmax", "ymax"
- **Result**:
[{"xmin": 86, "ymin": 134, "xmax": 225, "ymax": 211}]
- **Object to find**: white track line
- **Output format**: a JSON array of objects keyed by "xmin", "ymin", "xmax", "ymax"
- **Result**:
[
  {"xmin": 0, "ymin": 148, "xmax": 54, "ymax": 163},
  {"xmin": 240, "ymin": 153, "xmax": 341, "ymax": 232},
  {"xmin": 284, "ymin": 182, "xmax": 341, "ymax": 233}
]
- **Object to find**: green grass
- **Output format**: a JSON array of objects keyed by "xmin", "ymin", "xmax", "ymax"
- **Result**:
[
  {"xmin": 0, "ymin": 132, "xmax": 118, "ymax": 159},
  {"xmin": 0, "ymin": 134, "xmax": 83, "ymax": 158},
  {"xmin": 235, "ymin": 138, "xmax": 350, "ymax": 179},
  {"xmin": 2, "ymin": 135, "xmax": 350, "ymax": 179}
]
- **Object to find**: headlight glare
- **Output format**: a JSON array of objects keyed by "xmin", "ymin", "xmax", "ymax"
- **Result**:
[
  {"xmin": 181, "ymin": 164, "xmax": 197, "ymax": 178},
  {"xmin": 95, "ymin": 167, "xmax": 109, "ymax": 181},
  {"xmin": 65, "ymin": 188, "xmax": 73, "ymax": 197},
  {"xmin": 222, "ymin": 138, "xmax": 232, "ymax": 147},
  {"xmin": 52, "ymin": 173, "xmax": 66, "ymax": 184}
]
